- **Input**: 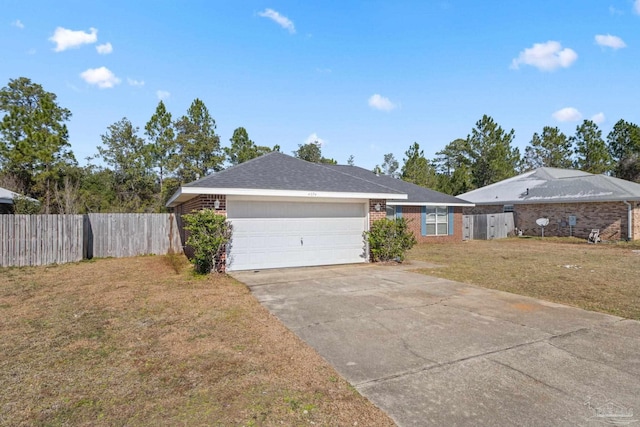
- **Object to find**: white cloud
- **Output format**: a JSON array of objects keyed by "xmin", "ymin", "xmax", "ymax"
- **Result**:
[
  {"xmin": 368, "ymin": 94, "xmax": 397, "ymax": 112},
  {"xmin": 635, "ymin": 0, "xmax": 640, "ymax": 14},
  {"xmin": 127, "ymin": 78, "xmax": 145, "ymax": 87},
  {"xmin": 591, "ymin": 112, "xmax": 606, "ymax": 124},
  {"xmin": 510, "ymin": 41, "xmax": 578, "ymax": 71},
  {"xmin": 80, "ymin": 66, "xmax": 120, "ymax": 89},
  {"xmin": 304, "ymin": 133, "xmax": 325, "ymax": 146},
  {"xmin": 595, "ymin": 34, "xmax": 626, "ymax": 50},
  {"xmin": 96, "ymin": 42, "xmax": 113, "ymax": 54},
  {"xmin": 12, "ymin": 19, "xmax": 24, "ymax": 29},
  {"xmin": 552, "ymin": 107, "xmax": 582, "ymax": 122},
  {"xmin": 258, "ymin": 8, "xmax": 295, "ymax": 33},
  {"xmin": 156, "ymin": 90, "xmax": 170, "ymax": 100},
  {"xmin": 50, "ymin": 27, "xmax": 97, "ymax": 52}
]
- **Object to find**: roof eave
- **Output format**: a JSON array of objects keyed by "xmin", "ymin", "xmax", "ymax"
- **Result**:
[
  {"xmin": 167, "ymin": 187, "xmax": 407, "ymax": 207},
  {"xmin": 387, "ymin": 201, "xmax": 475, "ymax": 207},
  {"xmin": 469, "ymin": 196, "xmax": 640, "ymax": 205}
]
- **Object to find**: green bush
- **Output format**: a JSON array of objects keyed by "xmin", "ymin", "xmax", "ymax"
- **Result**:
[
  {"xmin": 365, "ymin": 218, "xmax": 417, "ymax": 262},
  {"xmin": 13, "ymin": 195, "xmax": 41, "ymax": 214},
  {"xmin": 183, "ymin": 209, "xmax": 232, "ymax": 274}
]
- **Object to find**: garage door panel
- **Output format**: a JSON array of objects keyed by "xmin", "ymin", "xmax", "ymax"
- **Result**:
[
  {"xmin": 227, "ymin": 201, "xmax": 368, "ymax": 271},
  {"xmin": 228, "ymin": 201, "xmax": 364, "ymax": 219}
]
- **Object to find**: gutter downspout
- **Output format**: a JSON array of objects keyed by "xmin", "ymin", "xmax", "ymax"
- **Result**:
[{"xmin": 623, "ymin": 200, "xmax": 632, "ymax": 241}]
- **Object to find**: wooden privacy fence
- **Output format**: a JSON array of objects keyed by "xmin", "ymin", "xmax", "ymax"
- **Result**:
[
  {"xmin": 1, "ymin": 213, "xmax": 182, "ymax": 267},
  {"xmin": 463, "ymin": 212, "xmax": 515, "ymax": 240},
  {"xmin": 0, "ymin": 215, "xmax": 84, "ymax": 267},
  {"xmin": 85, "ymin": 213, "xmax": 181, "ymax": 258}
]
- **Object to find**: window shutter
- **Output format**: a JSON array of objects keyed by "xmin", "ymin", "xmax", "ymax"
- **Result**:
[
  {"xmin": 448, "ymin": 206, "xmax": 454, "ymax": 235},
  {"xmin": 396, "ymin": 206, "xmax": 402, "ymax": 219},
  {"xmin": 421, "ymin": 206, "xmax": 427, "ymax": 236}
]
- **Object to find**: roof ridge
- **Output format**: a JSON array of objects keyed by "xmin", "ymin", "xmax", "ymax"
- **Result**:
[{"xmin": 317, "ymin": 162, "xmax": 403, "ymax": 194}]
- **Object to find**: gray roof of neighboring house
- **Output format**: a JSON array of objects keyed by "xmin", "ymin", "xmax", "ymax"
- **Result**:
[
  {"xmin": 184, "ymin": 152, "xmax": 405, "ymax": 194},
  {"xmin": 0, "ymin": 187, "xmax": 38, "ymax": 205},
  {"xmin": 326, "ymin": 165, "xmax": 474, "ymax": 206},
  {"xmin": 458, "ymin": 167, "xmax": 640, "ymax": 205}
]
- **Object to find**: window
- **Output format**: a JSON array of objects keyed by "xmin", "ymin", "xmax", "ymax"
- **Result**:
[
  {"xmin": 425, "ymin": 206, "xmax": 448, "ymax": 235},
  {"xmin": 503, "ymin": 205, "xmax": 514, "ymax": 213},
  {"xmin": 386, "ymin": 205, "xmax": 396, "ymax": 220}
]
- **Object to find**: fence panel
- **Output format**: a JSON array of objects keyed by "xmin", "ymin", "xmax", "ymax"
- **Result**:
[
  {"xmin": 1, "ymin": 213, "xmax": 182, "ymax": 267},
  {"xmin": 85, "ymin": 213, "xmax": 182, "ymax": 259},
  {"xmin": 463, "ymin": 212, "xmax": 515, "ymax": 240},
  {"xmin": 463, "ymin": 215, "xmax": 473, "ymax": 240},
  {"xmin": 0, "ymin": 215, "xmax": 84, "ymax": 267}
]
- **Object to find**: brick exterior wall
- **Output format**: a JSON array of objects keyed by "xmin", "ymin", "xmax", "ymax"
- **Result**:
[
  {"xmin": 399, "ymin": 206, "xmax": 464, "ymax": 243},
  {"xmin": 369, "ymin": 199, "xmax": 386, "ymax": 227},
  {"xmin": 174, "ymin": 196, "xmax": 484, "ymax": 271},
  {"xmin": 464, "ymin": 202, "xmax": 639, "ymax": 241}
]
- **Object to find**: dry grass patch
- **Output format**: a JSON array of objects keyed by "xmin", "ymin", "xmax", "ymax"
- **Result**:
[
  {"xmin": 409, "ymin": 238, "xmax": 640, "ymax": 320},
  {"xmin": 0, "ymin": 256, "xmax": 394, "ymax": 426}
]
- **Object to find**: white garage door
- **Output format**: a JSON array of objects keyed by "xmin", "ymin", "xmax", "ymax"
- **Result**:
[{"xmin": 227, "ymin": 200, "xmax": 368, "ymax": 271}]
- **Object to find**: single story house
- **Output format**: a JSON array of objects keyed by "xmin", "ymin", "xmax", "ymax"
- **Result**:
[
  {"xmin": 167, "ymin": 152, "xmax": 473, "ymax": 271},
  {"xmin": 458, "ymin": 167, "xmax": 640, "ymax": 241}
]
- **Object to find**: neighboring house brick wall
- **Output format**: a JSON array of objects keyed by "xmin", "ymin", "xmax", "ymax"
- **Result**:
[
  {"xmin": 400, "ymin": 206, "xmax": 463, "ymax": 243},
  {"xmin": 463, "ymin": 202, "xmax": 636, "ymax": 241},
  {"xmin": 515, "ymin": 202, "xmax": 630, "ymax": 240}
]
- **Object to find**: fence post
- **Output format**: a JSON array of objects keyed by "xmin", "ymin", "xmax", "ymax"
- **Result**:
[{"xmin": 83, "ymin": 214, "xmax": 94, "ymax": 259}]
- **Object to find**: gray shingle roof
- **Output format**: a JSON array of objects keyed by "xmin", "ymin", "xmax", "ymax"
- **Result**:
[
  {"xmin": 183, "ymin": 152, "xmax": 404, "ymax": 194},
  {"xmin": 459, "ymin": 167, "xmax": 640, "ymax": 204},
  {"xmin": 326, "ymin": 165, "xmax": 474, "ymax": 206},
  {"xmin": 168, "ymin": 152, "xmax": 476, "ymax": 207}
]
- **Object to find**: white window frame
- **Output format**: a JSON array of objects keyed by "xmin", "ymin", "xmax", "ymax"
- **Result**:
[{"xmin": 425, "ymin": 206, "xmax": 448, "ymax": 236}]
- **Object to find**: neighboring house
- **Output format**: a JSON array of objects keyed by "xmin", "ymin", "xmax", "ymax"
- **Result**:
[
  {"xmin": 166, "ymin": 152, "xmax": 472, "ymax": 271},
  {"xmin": 0, "ymin": 187, "xmax": 38, "ymax": 214},
  {"xmin": 326, "ymin": 165, "xmax": 474, "ymax": 243},
  {"xmin": 458, "ymin": 167, "xmax": 640, "ymax": 241}
]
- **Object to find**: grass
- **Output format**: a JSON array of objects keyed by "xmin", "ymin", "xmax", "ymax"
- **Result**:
[
  {"xmin": 0, "ymin": 256, "xmax": 394, "ymax": 426},
  {"xmin": 408, "ymin": 237, "xmax": 640, "ymax": 320}
]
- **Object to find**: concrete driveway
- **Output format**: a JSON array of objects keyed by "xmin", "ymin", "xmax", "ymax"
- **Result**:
[{"xmin": 231, "ymin": 263, "xmax": 640, "ymax": 426}]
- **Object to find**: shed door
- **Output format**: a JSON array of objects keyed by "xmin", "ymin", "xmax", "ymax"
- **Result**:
[{"xmin": 226, "ymin": 200, "xmax": 367, "ymax": 271}]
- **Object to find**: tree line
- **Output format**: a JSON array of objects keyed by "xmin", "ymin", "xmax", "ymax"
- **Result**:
[
  {"xmin": 0, "ymin": 77, "xmax": 284, "ymax": 213},
  {"xmin": 373, "ymin": 114, "xmax": 639, "ymax": 196},
  {"xmin": 1, "ymin": 77, "xmax": 639, "ymax": 213}
]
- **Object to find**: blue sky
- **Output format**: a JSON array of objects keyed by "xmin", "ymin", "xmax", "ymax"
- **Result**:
[{"xmin": 2, "ymin": 1, "xmax": 639, "ymax": 170}]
